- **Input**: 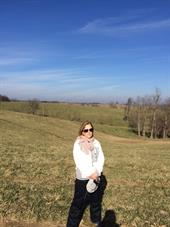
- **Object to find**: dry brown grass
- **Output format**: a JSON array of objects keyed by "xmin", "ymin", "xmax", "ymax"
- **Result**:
[{"xmin": 0, "ymin": 110, "xmax": 170, "ymax": 226}]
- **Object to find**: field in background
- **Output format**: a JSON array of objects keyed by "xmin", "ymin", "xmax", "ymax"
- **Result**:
[
  {"xmin": 0, "ymin": 109, "xmax": 170, "ymax": 226},
  {"xmin": 0, "ymin": 101, "xmax": 136, "ymax": 139}
]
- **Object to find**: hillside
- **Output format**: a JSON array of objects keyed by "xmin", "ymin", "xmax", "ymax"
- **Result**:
[
  {"xmin": 0, "ymin": 101, "xmax": 136, "ymax": 139},
  {"xmin": 0, "ymin": 111, "xmax": 170, "ymax": 226}
]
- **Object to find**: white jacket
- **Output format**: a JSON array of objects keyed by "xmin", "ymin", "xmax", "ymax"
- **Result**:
[{"xmin": 73, "ymin": 138, "xmax": 104, "ymax": 180}]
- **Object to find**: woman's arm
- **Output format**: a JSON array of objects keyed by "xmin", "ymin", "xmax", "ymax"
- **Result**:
[
  {"xmin": 93, "ymin": 141, "xmax": 105, "ymax": 176},
  {"xmin": 73, "ymin": 141, "xmax": 96, "ymax": 179}
]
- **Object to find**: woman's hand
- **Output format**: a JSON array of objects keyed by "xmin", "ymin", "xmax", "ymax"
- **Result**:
[{"xmin": 89, "ymin": 172, "xmax": 98, "ymax": 180}]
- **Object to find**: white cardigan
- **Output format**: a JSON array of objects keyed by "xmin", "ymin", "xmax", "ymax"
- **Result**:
[{"xmin": 73, "ymin": 138, "xmax": 104, "ymax": 180}]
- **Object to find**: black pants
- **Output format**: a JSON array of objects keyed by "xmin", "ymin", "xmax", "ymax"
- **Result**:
[{"xmin": 67, "ymin": 175, "xmax": 106, "ymax": 227}]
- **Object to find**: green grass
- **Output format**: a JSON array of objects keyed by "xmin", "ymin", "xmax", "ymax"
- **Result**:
[
  {"xmin": 0, "ymin": 110, "xmax": 170, "ymax": 226},
  {"xmin": 0, "ymin": 101, "xmax": 127, "ymax": 125},
  {"xmin": 0, "ymin": 101, "xmax": 135, "ymax": 139}
]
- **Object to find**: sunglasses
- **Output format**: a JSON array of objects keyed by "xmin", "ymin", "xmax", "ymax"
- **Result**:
[{"xmin": 83, "ymin": 128, "xmax": 94, "ymax": 133}]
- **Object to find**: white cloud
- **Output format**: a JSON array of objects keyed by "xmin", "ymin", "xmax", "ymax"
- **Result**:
[{"xmin": 79, "ymin": 16, "xmax": 170, "ymax": 36}]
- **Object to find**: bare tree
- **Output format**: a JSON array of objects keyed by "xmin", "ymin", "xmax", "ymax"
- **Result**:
[
  {"xmin": 135, "ymin": 97, "xmax": 142, "ymax": 136},
  {"xmin": 139, "ymin": 97, "xmax": 148, "ymax": 138},
  {"xmin": 128, "ymin": 97, "xmax": 142, "ymax": 136},
  {"xmin": 124, "ymin": 97, "xmax": 133, "ymax": 121},
  {"xmin": 28, "ymin": 99, "xmax": 40, "ymax": 115},
  {"xmin": 127, "ymin": 89, "xmax": 170, "ymax": 139},
  {"xmin": 162, "ymin": 98, "xmax": 170, "ymax": 139},
  {"xmin": 150, "ymin": 89, "xmax": 161, "ymax": 139},
  {"xmin": 134, "ymin": 96, "xmax": 149, "ymax": 137}
]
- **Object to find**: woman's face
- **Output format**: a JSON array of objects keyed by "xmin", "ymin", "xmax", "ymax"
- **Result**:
[{"xmin": 82, "ymin": 124, "xmax": 94, "ymax": 139}]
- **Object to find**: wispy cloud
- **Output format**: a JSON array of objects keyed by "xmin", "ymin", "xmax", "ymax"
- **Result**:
[
  {"xmin": 0, "ymin": 66, "xmax": 168, "ymax": 101},
  {"xmin": 0, "ymin": 69, "xmax": 81, "ymax": 84},
  {"xmin": 0, "ymin": 41, "xmax": 68, "ymax": 67},
  {"xmin": 0, "ymin": 68, "xmax": 121, "ymax": 101},
  {"xmin": 0, "ymin": 57, "xmax": 39, "ymax": 66},
  {"xmin": 0, "ymin": 44, "xmax": 40, "ymax": 66},
  {"xmin": 79, "ymin": 16, "xmax": 170, "ymax": 36},
  {"xmin": 0, "ymin": 68, "xmax": 106, "ymax": 90}
]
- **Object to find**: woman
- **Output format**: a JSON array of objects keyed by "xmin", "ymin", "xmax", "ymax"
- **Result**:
[{"xmin": 67, "ymin": 121, "xmax": 105, "ymax": 227}]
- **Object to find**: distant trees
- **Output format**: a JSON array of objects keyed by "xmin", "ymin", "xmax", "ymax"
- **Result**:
[
  {"xmin": 159, "ymin": 98, "xmax": 170, "ymax": 139},
  {"xmin": 0, "ymin": 95, "xmax": 10, "ymax": 109},
  {"xmin": 124, "ymin": 90, "xmax": 170, "ymax": 139},
  {"xmin": 0, "ymin": 94, "xmax": 10, "ymax": 102}
]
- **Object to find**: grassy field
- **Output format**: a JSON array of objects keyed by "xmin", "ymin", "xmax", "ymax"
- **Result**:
[
  {"xmin": 0, "ymin": 102, "xmax": 136, "ymax": 139},
  {"xmin": 0, "ymin": 110, "xmax": 170, "ymax": 226}
]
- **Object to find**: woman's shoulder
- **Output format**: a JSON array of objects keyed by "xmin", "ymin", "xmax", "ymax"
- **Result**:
[
  {"xmin": 74, "ymin": 136, "xmax": 81, "ymax": 142},
  {"xmin": 74, "ymin": 137, "xmax": 82, "ymax": 146},
  {"xmin": 74, "ymin": 138, "xmax": 79, "ymax": 145},
  {"xmin": 93, "ymin": 138, "xmax": 101, "ymax": 146}
]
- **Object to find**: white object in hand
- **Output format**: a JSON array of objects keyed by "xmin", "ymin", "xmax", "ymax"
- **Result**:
[{"xmin": 86, "ymin": 179, "xmax": 98, "ymax": 193}]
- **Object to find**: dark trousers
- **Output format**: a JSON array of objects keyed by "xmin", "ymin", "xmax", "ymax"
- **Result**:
[{"xmin": 67, "ymin": 175, "xmax": 106, "ymax": 227}]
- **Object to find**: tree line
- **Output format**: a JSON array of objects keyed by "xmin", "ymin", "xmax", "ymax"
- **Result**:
[
  {"xmin": 124, "ymin": 89, "xmax": 170, "ymax": 139},
  {"xmin": 0, "ymin": 94, "xmax": 11, "ymax": 102},
  {"xmin": 1, "ymin": 92, "xmax": 170, "ymax": 139}
]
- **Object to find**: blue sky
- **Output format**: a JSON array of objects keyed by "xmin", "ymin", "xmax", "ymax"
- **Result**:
[{"xmin": 0, "ymin": 0, "xmax": 170, "ymax": 103}]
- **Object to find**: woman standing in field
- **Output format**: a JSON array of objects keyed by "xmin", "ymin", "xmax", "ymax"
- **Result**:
[{"xmin": 67, "ymin": 121, "xmax": 106, "ymax": 227}]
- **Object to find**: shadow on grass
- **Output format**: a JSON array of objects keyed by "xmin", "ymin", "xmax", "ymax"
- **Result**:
[
  {"xmin": 101, "ymin": 209, "xmax": 120, "ymax": 227},
  {"xmin": 100, "ymin": 175, "xmax": 120, "ymax": 227}
]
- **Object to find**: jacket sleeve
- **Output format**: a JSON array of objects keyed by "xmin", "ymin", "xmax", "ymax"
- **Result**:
[
  {"xmin": 93, "ymin": 141, "xmax": 104, "ymax": 176},
  {"xmin": 73, "ymin": 141, "xmax": 96, "ymax": 178}
]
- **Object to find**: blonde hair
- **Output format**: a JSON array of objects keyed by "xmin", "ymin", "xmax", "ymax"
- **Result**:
[{"xmin": 78, "ymin": 121, "xmax": 94, "ymax": 136}]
